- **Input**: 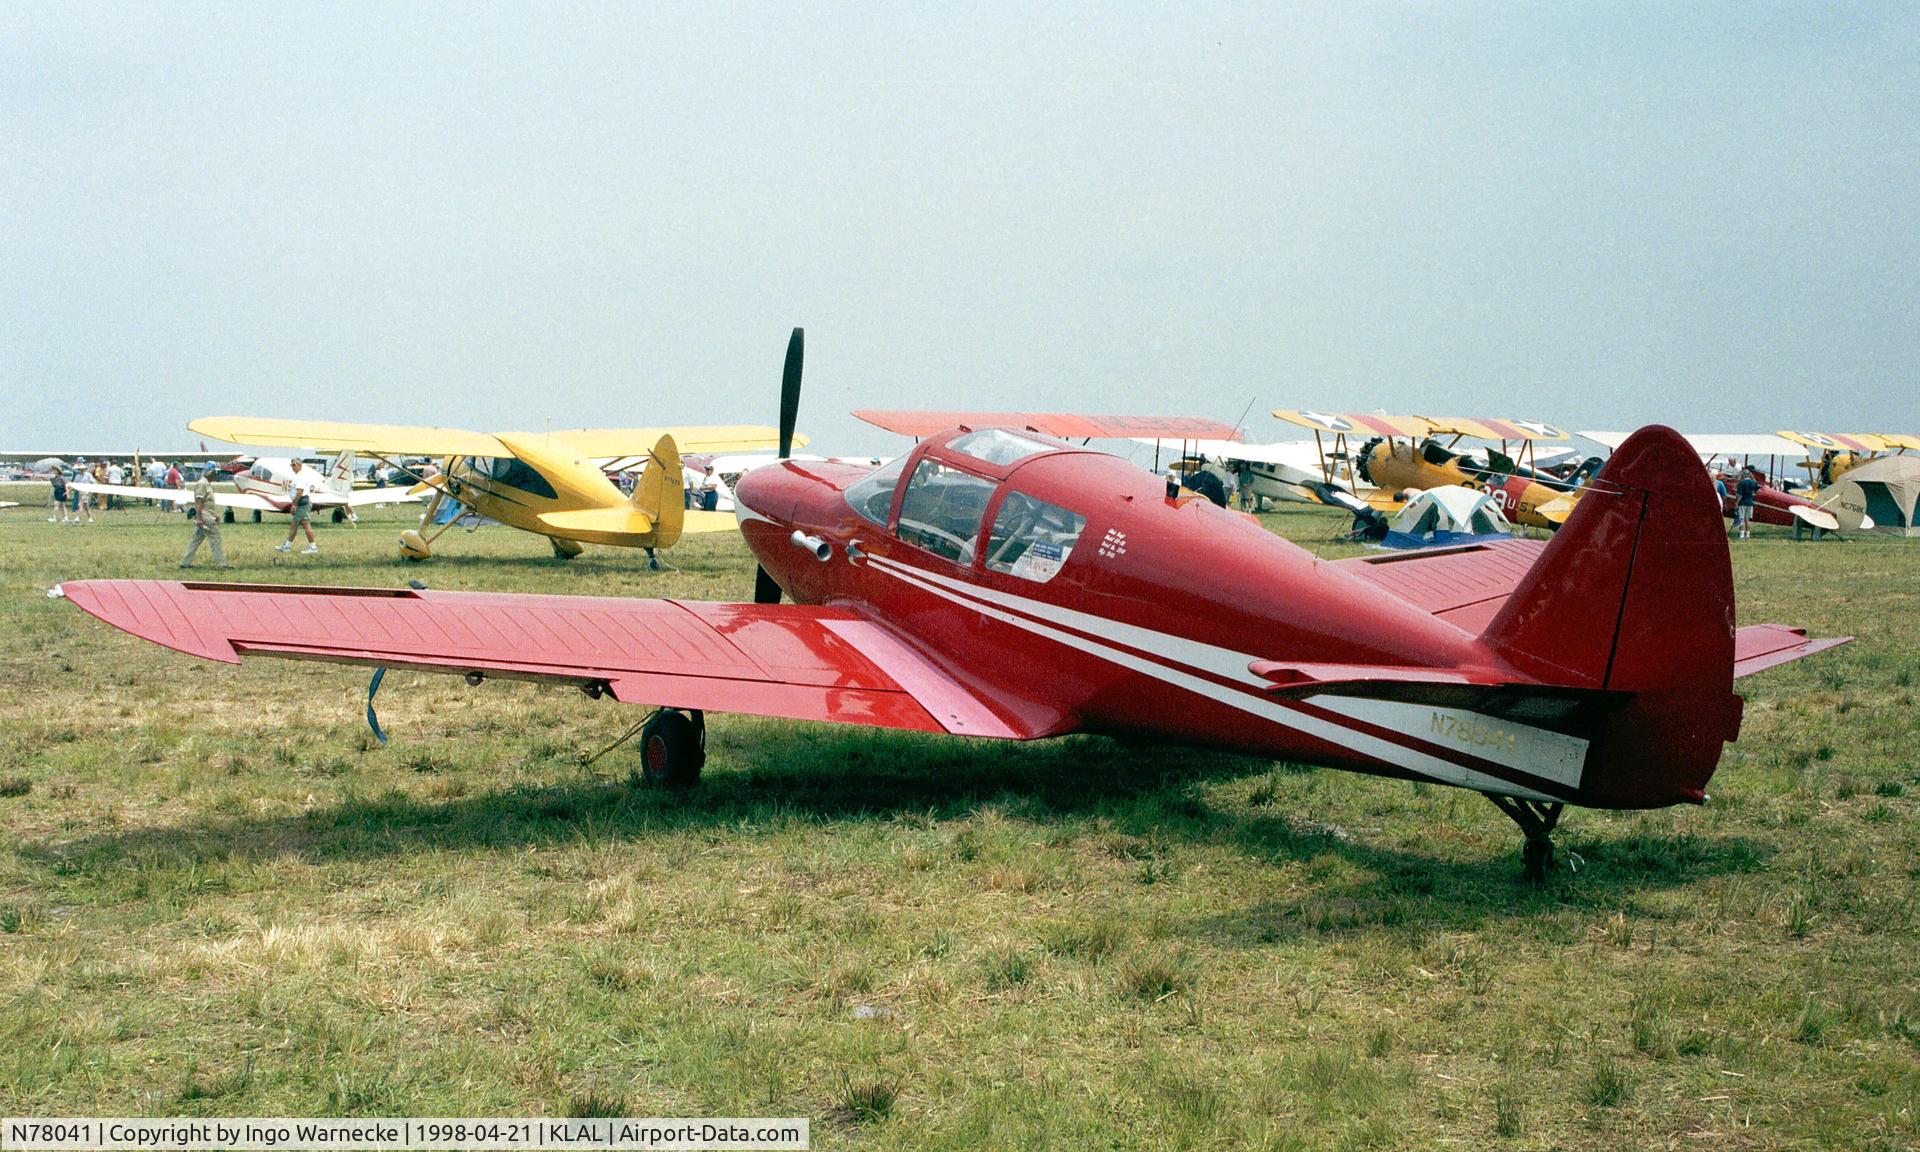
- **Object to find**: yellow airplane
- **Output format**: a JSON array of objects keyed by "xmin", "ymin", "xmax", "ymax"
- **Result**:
[
  {"xmin": 1274, "ymin": 411, "xmax": 1595, "ymax": 531},
  {"xmin": 1777, "ymin": 431, "xmax": 1919, "ymax": 533},
  {"xmin": 188, "ymin": 417, "xmax": 798, "ymax": 564}
]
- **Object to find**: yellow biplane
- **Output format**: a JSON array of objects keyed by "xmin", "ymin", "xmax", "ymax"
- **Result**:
[
  {"xmin": 1777, "ymin": 431, "xmax": 1920, "ymax": 534},
  {"xmin": 1273, "ymin": 411, "xmax": 1595, "ymax": 531},
  {"xmin": 189, "ymin": 417, "xmax": 797, "ymax": 564}
]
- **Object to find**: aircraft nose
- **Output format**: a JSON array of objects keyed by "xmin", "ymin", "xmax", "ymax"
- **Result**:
[{"xmin": 733, "ymin": 462, "xmax": 795, "ymax": 526}]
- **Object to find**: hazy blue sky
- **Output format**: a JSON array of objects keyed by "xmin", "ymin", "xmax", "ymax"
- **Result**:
[{"xmin": 4, "ymin": 3, "xmax": 1915, "ymax": 454}]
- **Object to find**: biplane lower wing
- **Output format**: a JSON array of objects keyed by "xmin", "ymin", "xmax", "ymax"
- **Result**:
[{"xmin": 58, "ymin": 580, "xmax": 1053, "ymax": 740}]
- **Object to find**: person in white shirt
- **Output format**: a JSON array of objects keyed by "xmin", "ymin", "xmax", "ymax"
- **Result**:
[{"xmin": 275, "ymin": 458, "xmax": 324, "ymax": 554}]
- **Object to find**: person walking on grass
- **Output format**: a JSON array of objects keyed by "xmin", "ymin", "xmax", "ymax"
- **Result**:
[
  {"xmin": 180, "ymin": 461, "xmax": 228, "ymax": 569},
  {"xmin": 1733, "ymin": 465, "xmax": 1761, "ymax": 540},
  {"xmin": 274, "ymin": 457, "xmax": 323, "ymax": 554},
  {"xmin": 48, "ymin": 467, "xmax": 69, "ymax": 523},
  {"xmin": 72, "ymin": 458, "xmax": 94, "ymax": 524}
]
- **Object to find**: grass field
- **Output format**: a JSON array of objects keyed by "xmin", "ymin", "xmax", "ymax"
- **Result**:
[{"xmin": 1, "ymin": 482, "xmax": 1915, "ymax": 1149}]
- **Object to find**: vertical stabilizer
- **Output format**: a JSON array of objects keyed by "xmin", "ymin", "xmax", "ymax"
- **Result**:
[
  {"xmin": 1479, "ymin": 425, "xmax": 1740, "ymax": 807},
  {"xmin": 633, "ymin": 434, "xmax": 684, "ymax": 548}
]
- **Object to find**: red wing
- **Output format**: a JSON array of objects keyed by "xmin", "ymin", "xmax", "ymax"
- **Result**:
[
  {"xmin": 61, "ymin": 581, "xmax": 1052, "ymax": 739},
  {"xmin": 1329, "ymin": 539, "xmax": 1547, "ymax": 632},
  {"xmin": 852, "ymin": 410, "xmax": 1240, "ymax": 441}
]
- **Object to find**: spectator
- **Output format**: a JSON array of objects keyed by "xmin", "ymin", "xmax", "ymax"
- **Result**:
[
  {"xmin": 180, "ymin": 462, "xmax": 228, "ymax": 569},
  {"xmin": 699, "ymin": 464, "xmax": 723, "ymax": 511},
  {"xmin": 73, "ymin": 459, "xmax": 95, "ymax": 524},
  {"xmin": 164, "ymin": 461, "xmax": 183, "ymax": 489},
  {"xmin": 1733, "ymin": 466, "xmax": 1761, "ymax": 540},
  {"xmin": 48, "ymin": 466, "xmax": 69, "ymax": 523},
  {"xmin": 274, "ymin": 458, "xmax": 323, "ymax": 554}
]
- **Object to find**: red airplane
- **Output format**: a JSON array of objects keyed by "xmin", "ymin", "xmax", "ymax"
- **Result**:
[
  {"xmin": 1709, "ymin": 467, "xmax": 1840, "ymax": 535},
  {"xmin": 61, "ymin": 331, "xmax": 1847, "ymax": 877}
]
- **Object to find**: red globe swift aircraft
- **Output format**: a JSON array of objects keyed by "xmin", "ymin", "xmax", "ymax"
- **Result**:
[{"xmin": 61, "ymin": 331, "xmax": 1847, "ymax": 876}]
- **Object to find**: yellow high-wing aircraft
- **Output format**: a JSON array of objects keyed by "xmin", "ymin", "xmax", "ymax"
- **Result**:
[
  {"xmin": 1273, "ymin": 411, "xmax": 1595, "ymax": 531},
  {"xmin": 188, "ymin": 417, "xmax": 799, "ymax": 563}
]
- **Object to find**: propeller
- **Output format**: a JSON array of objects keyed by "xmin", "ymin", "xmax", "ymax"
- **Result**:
[{"xmin": 754, "ymin": 327, "xmax": 804, "ymax": 605}]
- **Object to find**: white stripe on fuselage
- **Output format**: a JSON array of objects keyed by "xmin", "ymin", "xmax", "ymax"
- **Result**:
[{"xmin": 866, "ymin": 555, "xmax": 1563, "ymax": 801}]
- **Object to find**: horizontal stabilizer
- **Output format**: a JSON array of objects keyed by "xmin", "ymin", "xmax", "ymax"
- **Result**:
[
  {"xmin": 537, "ymin": 506, "xmax": 655, "ymax": 537},
  {"xmin": 1250, "ymin": 659, "xmax": 1628, "ymax": 724},
  {"xmin": 1733, "ymin": 625, "xmax": 1851, "ymax": 678}
]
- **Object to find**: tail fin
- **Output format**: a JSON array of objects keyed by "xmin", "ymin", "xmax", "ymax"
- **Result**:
[
  {"xmin": 1479, "ymin": 425, "xmax": 1739, "ymax": 807},
  {"xmin": 326, "ymin": 450, "xmax": 359, "ymax": 496},
  {"xmin": 632, "ymin": 433, "xmax": 684, "ymax": 549}
]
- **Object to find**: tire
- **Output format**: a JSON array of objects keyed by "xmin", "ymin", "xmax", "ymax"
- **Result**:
[{"xmin": 639, "ymin": 711, "xmax": 704, "ymax": 789}]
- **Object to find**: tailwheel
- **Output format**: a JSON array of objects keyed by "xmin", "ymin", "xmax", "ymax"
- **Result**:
[
  {"xmin": 639, "ymin": 709, "xmax": 704, "ymax": 789},
  {"xmin": 551, "ymin": 536, "xmax": 584, "ymax": 560},
  {"xmin": 1487, "ymin": 795, "xmax": 1564, "ymax": 882},
  {"xmin": 645, "ymin": 547, "xmax": 661, "ymax": 571}
]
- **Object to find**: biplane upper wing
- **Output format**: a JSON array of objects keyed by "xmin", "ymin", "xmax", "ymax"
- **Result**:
[
  {"xmin": 1274, "ymin": 412, "xmax": 1567, "ymax": 442},
  {"xmin": 1776, "ymin": 431, "xmax": 1919, "ymax": 454},
  {"xmin": 191, "ymin": 418, "xmax": 509, "ymax": 458},
  {"xmin": 1422, "ymin": 418, "xmax": 1568, "ymax": 442},
  {"xmin": 1330, "ymin": 540, "xmax": 1845, "ymax": 676},
  {"xmin": 1273, "ymin": 411, "xmax": 1439, "ymax": 438},
  {"xmin": 60, "ymin": 581, "xmax": 1060, "ymax": 740},
  {"xmin": 854, "ymin": 411, "xmax": 1240, "ymax": 440}
]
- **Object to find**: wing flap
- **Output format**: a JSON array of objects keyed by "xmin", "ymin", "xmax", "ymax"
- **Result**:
[{"xmin": 61, "ymin": 580, "xmax": 1043, "ymax": 739}]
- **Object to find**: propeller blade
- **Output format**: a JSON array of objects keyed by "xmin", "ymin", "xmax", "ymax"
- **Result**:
[
  {"xmin": 779, "ymin": 327, "xmax": 803, "ymax": 459},
  {"xmin": 753, "ymin": 565, "xmax": 782, "ymax": 605}
]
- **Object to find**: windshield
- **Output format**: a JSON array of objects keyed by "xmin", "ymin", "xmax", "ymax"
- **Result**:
[
  {"xmin": 844, "ymin": 455, "xmax": 911, "ymax": 527},
  {"xmin": 947, "ymin": 429, "xmax": 1059, "ymax": 467}
]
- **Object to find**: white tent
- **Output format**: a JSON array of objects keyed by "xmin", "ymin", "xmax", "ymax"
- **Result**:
[{"xmin": 1388, "ymin": 485, "xmax": 1513, "ymax": 541}]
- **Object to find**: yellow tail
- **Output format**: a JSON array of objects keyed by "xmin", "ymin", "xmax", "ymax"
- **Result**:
[{"xmin": 633, "ymin": 433, "xmax": 684, "ymax": 549}]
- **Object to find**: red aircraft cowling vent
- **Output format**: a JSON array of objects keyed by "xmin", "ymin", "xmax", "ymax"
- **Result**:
[{"xmin": 1478, "ymin": 425, "xmax": 1741, "ymax": 809}]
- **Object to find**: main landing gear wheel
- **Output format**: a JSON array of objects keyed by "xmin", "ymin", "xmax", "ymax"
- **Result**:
[
  {"xmin": 1487, "ymin": 795, "xmax": 1564, "ymax": 882},
  {"xmin": 639, "ymin": 709, "xmax": 704, "ymax": 789}
]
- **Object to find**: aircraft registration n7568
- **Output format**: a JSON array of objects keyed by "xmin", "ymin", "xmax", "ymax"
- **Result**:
[{"xmin": 60, "ymin": 331, "xmax": 1847, "ymax": 877}]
